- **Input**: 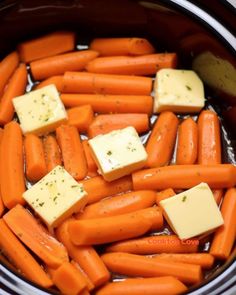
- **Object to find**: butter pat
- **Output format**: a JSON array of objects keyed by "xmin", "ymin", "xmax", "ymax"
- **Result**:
[
  {"xmin": 154, "ymin": 69, "xmax": 205, "ymax": 113},
  {"xmin": 88, "ymin": 126, "xmax": 147, "ymax": 182},
  {"xmin": 13, "ymin": 84, "xmax": 67, "ymax": 135},
  {"xmin": 160, "ymin": 183, "xmax": 223, "ymax": 240},
  {"xmin": 23, "ymin": 165, "xmax": 88, "ymax": 228}
]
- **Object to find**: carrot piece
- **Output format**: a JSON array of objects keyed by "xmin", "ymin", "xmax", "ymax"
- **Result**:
[
  {"xmin": 0, "ymin": 51, "xmax": 19, "ymax": 96},
  {"xmin": 176, "ymin": 117, "xmax": 198, "ymax": 165},
  {"xmin": 18, "ymin": 31, "xmax": 76, "ymax": 63},
  {"xmin": 86, "ymin": 53, "xmax": 177, "ymax": 76},
  {"xmin": 132, "ymin": 164, "xmax": 236, "ymax": 190},
  {"xmin": 198, "ymin": 110, "xmax": 221, "ymax": 165},
  {"xmin": 61, "ymin": 94, "xmax": 153, "ymax": 115},
  {"xmin": 0, "ymin": 129, "xmax": 4, "ymax": 216},
  {"xmin": 82, "ymin": 140, "xmax": 98, "ymax": 177},
  {"xmin": 43, "ymin": 135, "xmax": 62, "ymax": 173},
  {"xmin": 106, "ymin": 235, "xmax": 199, "ymax": 254},
  {"xmin": 0, "ymin": 121, "xmax": 25, "ymax": 209},
  {"xmin": 35, "ymin": 75, "xmax": 64, "ymax": 92},
  {"xmin": 146, "ymin": 112, "xmax": 178, "ymax": 168},
  {"xmin": 31, "ymin": 50, "xmax": 99, "ymax": 81},
  {"xmin": 56, "ymin": 218, "xmax": 110, "ymax": 287},
  {"xmin": 3, "ymin": 204, "xmax": 69, "ymax": 268},
  {"xmin": 88, "ymin": 113, "xmax": 149, "ymax": 138},
  {"xmin": 71, "ymin": 260, "xmax": 95, "ymax": 291},
  {"xmin": 24, "ymin": 134, "xmax": 47, "ymax": 182},
  {"xmin": 101, "ymin": 252, "xmax": 202, "ymax": 284},
  {"xmin": 67, "ymin": 105, "xmax": 94, "ymax": 132},
  {"xmin": 156, "ymin": 188, "xmax": 176, "ymax": 205},
  {"xmin": 76, "ymin": 190, "xmax": 156, "ymax": 219},
  {"xmin": 56, "ymin": 125, "xmax": 87, "ymax": 180},
  {"xmin": 68, "ymin": 211, "xmax": 152, "ymax": 245},
  {"xmin": 63, "ymin": 72, "xmax": 152, "ymax": 95},
  {"xmin": 81, "ymin": 175, "xmax": 133, "ymax": 204},
  {"xmin": 213, "ymin": 189, "xmax": 224, "ymax": 205},
  {"xmin": 0, "ymin": 63, "xmax": 27, "ymax": 125},
  {"xmin": 210, "ymin": 188, "xmax": 236, "ymax": 260},
  {"xmin": 153, "ymin": 253, "xmax": 214, "ymax": 269}
]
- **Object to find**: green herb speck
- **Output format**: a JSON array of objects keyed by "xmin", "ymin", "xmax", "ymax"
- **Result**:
[
  {"xmin": 107, "ymin": 150, "xmax": 112, "ymax": 156},
  {"xmin": 39, "ymin": 202, "xmax": 45, "ymax": 207},
  {"xmin": 186, "ymin": 85, "xmax": 192, "ymax": 91},
  {"xmin": 182, "ymin": 196, "xmax": 187, "ymax": 202}
]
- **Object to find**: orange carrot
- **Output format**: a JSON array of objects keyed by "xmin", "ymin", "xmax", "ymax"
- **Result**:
[
  {"xmin": 0, "ymin": 51, "xmax": 19, "ymax": 96},
  {"xmin": 67, "ymin": 105, "xmax": 94, "ymax": 132},
  {"xmin": 176, "ymin": 117, "xmax": 198, "ymax": 165},
  {"xmin": 132, "ymin": 164, "xmax": 236, "ymax": 190},
  {"xmin": 156, "ymin": 188, "xmax": 176, "ymax": 205},
  {"xmin": 56, "ymin": 125, "xmax": 87, "ymax": 180},
  {"xmin": 106, "ymin": 235, "xmax": 199, "ymax": 254},
  {"xmin": 43, "ymin": 135, "xmax": 62, "ymax": 173},
  {"xmin": 86, "ymin": 53, "xmax": 177, "ymax": 76},
  {"xmin": 138, "ymin": 207, "xmax": 163, "ymax": 231},
  {"xmin": 0, "ymin": 121, "xmax": 25, "ymax": 209},
  {"xmin": 35, "ymin": 75, "xmax": 64, "ymax": 92},
  {"xmin": 80, "ymin": 175, "xmax": 133, "ymax": 204},
  {"xmin": 90, "ymin": 38, "xmax": 155, "ymax": 56},
  {"xmin": 88, "ymin": 113, "xmax": 149, "ymax": 138},
  {"xmin": 56, "ymin": 218, "xmax": 110, "ymax": 287},
  {"xmin": 210, "ymin": 188, "xmax": 236, "ymax": 260},
  {"xmin": 3, "ymin": 204, "xmax": 69, "ymax": 268},
  {"xmin": 24, "ymin": 134, "xmax": 47, "ymax": 182},
  {"xmin": 31, "ymin": 50, "xmax": 99, "ymax": 80},
  {"xmin": 61, "ymin": 94, "xmax": 153, "ymax": 114},
  {"xmin": 0, "ymin": 63, "xmax": 27, "ymax": 125},
  {"xmin": 96, "ymin": 276, "xmax": 187, "ymax": 295},
  {"xmin": 71, "ymin": 260, "xmax": 95, "ymax": 291},
  {"xmin": 18, "ymin": 31, "xmax": 76, "ymax": 63},
  {"xmin": 0, "ymin": 128, "xmax": 4, "ymax": 216},
  {"xmin": 82, "ymin": 140, "xmax": 98, "ymax": 177},
  {"xmin": 63, "ymin": 72, "xmax": 152, "ymax": 95},
  {"xmin": 198, "ymin": 110, "xmax": 221, "ymax": 165},
  {"xmin": 101, "ymin": 252, "xmax": 202, "ymax": 284},
  {"xmin": 146, "ymin": 112, "xmax": 178, "ymax": 167},
  {"xmin": 76, "ymin": 190, "xmax": 156, "ymax": 219},
  {"xmin": 213, "ymin": 189, "xmax": 224, "ymax": 205}
]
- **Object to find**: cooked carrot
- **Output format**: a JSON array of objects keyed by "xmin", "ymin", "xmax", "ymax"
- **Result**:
[
  {"xmin": 198, "ymin": 110, "xmax": 221, "ymax": 165},
  {"xmin": 43, "ymin": 135, "xmax": 62, "ymax": 173},
  {"xmin": 68, "ymin": 211, "xmax": 152, "ymax": 245},
  {"xmin": 213, "ymin": 189, "xmax": 224, "ymax": 205},
  {"xmin": 56, "ymin": 125, "xmax": 87, "ymax": 180},
  {"xmin": 0, "ymin": 129, "xmax": 4, "ymax": 216},
  {"xmin": 67, "ymin": 105, "xmax": 94, "ymax": 132},
  {"xmin": 132, "ymin": 164, "xmax": 236, "ymax": 190},
  {"xmin": 0, "ymin": 121, "xmax": 25, "ymax": 209},
  {"xmin": 86, "ymin": 53, "xmax": 177, "ymax": 76},
  {"xmin": 146, "ymin": 112, "xmax": 178, "ymax": 168},
  {"xmin": 71, "ymin": 260, "xmax": 95, "ymax": 291},
  {"xmin": 156, "ymin": 188, "xmax": 176, "ymax": 205},
  {"xmin": 24, "ymin": 134, "xmax": 47, "ymax": 182},
  {"xmin": 80, "ymin": 175, "xmax": 133, "ymax": 204},
  {"xmin": 96, "ymin": 276, "xmax": 187, "ymax": 295},
  {"xmin": 101, "ymin": 252, "xmax": 202, "ymax": 284},
  {"xmin": 56, "ymin": 218, "xmax": 110, "ymax": 287},
  {"xmin": 18, "ymin": 31, "xmax": 76, "ymax": 63},
  {"xmin": 88, "ymin": 113, "xmax": 149, "ymax": 138},
  {"xmin": 0, "ymin": 51, "xmax": 19, "ymax": 96},
  {"xmin": 210, "ymin": 188, "xmax": 236, "ymax": 260},
  {"xmin": 63, "ymin": 72, "xmax": 152, "ymax": 95},
  {"xmin": 176, "ymin": 117, "xmax": 198, "ymax": 165},
  {"xmin": 61, "ymin": 94, "xmax": 153, "ymax": 114},
  {"xmin": 76, "ymin": 190, "xmax": 156, "ymax": 219},
  {"xmin": 82, "ymin": 140, "xmax": 98, "ymax": 177},
  {"xmin": 3, "ymin": 204, "xmax": 69, "ymax": 268},
  {"xmin": 35, "ymin": 75, "xmax": 64, "ymax": 92},
  {"xmin": 31, "ymin": 50, "xmax": 99, "ymax": 80},
  {"xmin": 106, "ymin": 235, "xmax": 199, "ymax": 254},
  {"xmin": 0, "ymin": 63, "xmax": 27, "ymax": 125},
  {"xmin": 90, "ymin": 38, "xmax": 155, "ymax": 56}
]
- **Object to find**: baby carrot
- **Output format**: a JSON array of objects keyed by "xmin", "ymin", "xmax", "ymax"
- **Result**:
[
  {"xmin": 35, "ymin": 75, "xmax": 64, "ymax": 92},
  {"xmin": 156, "ymin": 188, "xmax": 176, "ymax": 205},
  {"xmin": 56, "ymin": 125, "xmax": 87, "ymax": 180},
  {"xmin": 24, "ymin": 134, "xmax": 47, "ymax": 182},
  {"xmin": 0, "ymin": 121, "xmax": 25, "ymax": 209},
  {"xmin": 0, "ymin": 129, "xmax": 4, "ymax": 216},
  {"xmin": 67, "ymin": 105, "xmax": 94, "ymax": 132},
  {"xmin": 82, "ymin": 140, "xmax": 98, "ymax": 177},
  {"xmin": 0, "ymin": 63, "xmax": 27, "ymax": 125},
  {"xmin": 146, "ymin": 111, "xmax": 178, "ymax": 168},
  {"xmin": 96, "ymin": 276, "xmax": 187, "ymax": 295},
  {"xmin": 136, "ymin": 207, "xmax": 163, "ymax": 231},
  {"xmin": 210, "ymin": 188, "xmax": 236, "ymax": 260},
  {"xmin": 132, "ymin": 164, "xmax": 236, "ymax": 190},
  {"xmin": 43, "ymin": 135, "xmax": 62, "ymax": 173},
  {"xmin": 71, "ymin": 260, "xmax": 95, "ymax": 291},
  {"xmin": 176, "ymin": 117, "xmax": 198, "ymax": 165},
  {"xmin": 88, "ymin": 113, "xmax": 149, "ymax": 138},
  {"xmin": 90, "ymin": 38, "xmax": 155, "ymax": 56},
  {"xmin": 60, "ymin": 94, "xmax": 153, "ymax": 114},
  {"xmin": 0, "ymin": 219, "xmax": 53, "ymax": 288},
  {"xmin": 31, "ymin": 50, "xmax": 99, "ymax": 80},
  {"xmin": 63, "ymin": 72, "xmax": 152, "ymax": 95},
  {"xmin": 213, "ymin": 189, "xmax": 224, "ymax": 205}
]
